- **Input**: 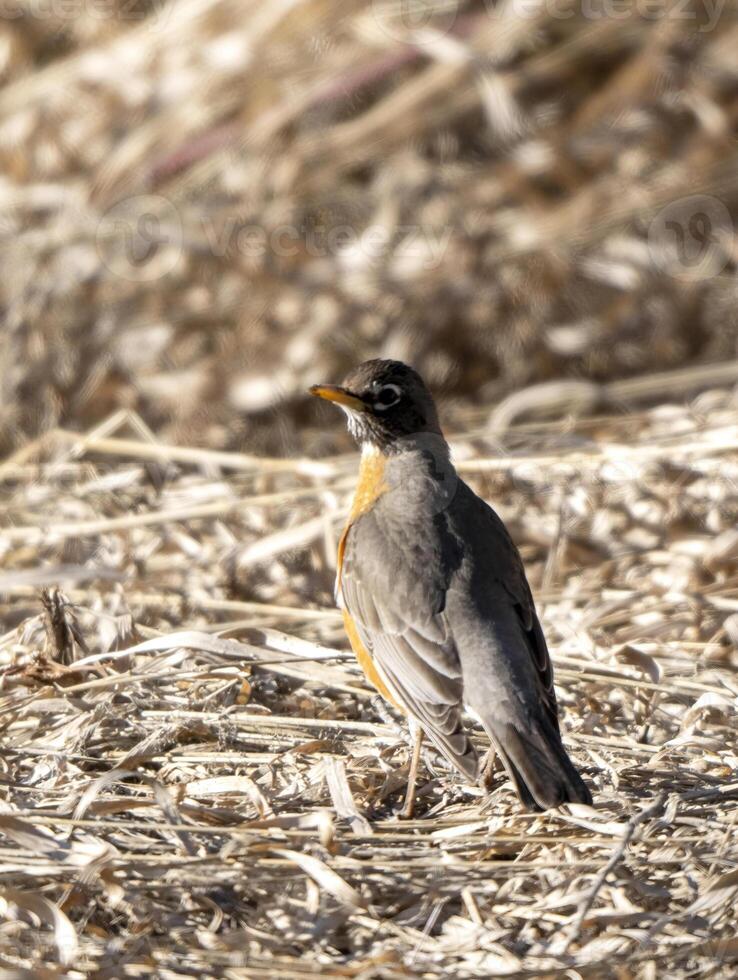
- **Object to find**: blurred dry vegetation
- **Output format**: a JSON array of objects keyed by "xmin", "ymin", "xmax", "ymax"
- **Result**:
[
  {"xmin": 2, "ymin": 0, "xmax": 738, "ymax": 978},
  {"xmin": 1, "ymin": 0, "xmax": 738, "ymax": 454}
]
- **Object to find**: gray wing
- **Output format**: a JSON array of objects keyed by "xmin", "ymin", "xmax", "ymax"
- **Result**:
[
  {"xmin": 454, "ymin": 484, "xmax": 559, "ymax": 728},
  {"xmin": 340, "ymin": 506, "xmax": 478, "ymax": 780},
  {"xmin": 448, "ymin": 483, "xmax": 592, "ymax": 809}
]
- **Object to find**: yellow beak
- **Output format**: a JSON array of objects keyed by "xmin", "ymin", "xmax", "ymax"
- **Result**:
[{"xmin": 309, "ymin": 384, "xmax": 367, "ymax": 413}]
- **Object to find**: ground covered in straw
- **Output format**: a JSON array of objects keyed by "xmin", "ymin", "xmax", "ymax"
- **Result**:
[{"xmin": 1, "ymin": 387, "xmax": 737, "ymax": 978}]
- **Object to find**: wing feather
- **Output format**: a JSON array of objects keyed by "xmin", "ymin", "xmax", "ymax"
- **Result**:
[
  {"xmin": 463, "ymin": 492, "xmax": 559, "ymax": 728},
  {"xmin": 340, "ymin": 509, "xmax": 477, "ymax": 779}
]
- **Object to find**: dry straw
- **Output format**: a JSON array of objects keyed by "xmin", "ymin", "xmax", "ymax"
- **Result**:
[
  {"xmin": 1, "ymin": 379, "xmax": 737, "ymax": 976},
  {"xmin": 1, "ymin": 0, "xmax": 738, "ymax": 975}
]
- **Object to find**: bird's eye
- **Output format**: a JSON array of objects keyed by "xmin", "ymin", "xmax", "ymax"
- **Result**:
[{"xmin": 373, "ymin": 383, "xmax": 402, "ymax": 411}]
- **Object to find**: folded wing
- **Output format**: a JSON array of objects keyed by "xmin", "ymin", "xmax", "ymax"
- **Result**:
[{"xmin": 339, "ymin": 507, "xmax": 478, "ymax": 780}]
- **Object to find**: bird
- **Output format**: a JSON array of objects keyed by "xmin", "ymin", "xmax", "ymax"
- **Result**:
[{"xmin": 309, "ymin": 359, "xmax": 592, "ymax": 814}]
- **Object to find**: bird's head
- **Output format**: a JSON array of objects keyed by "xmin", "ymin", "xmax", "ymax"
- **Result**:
[{"xmin": 309, "ymin": 359, "xmax": 443, "ymax": 452}]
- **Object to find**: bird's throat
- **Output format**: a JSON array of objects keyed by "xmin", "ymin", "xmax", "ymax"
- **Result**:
[{"xmin": 350, "ymin": 443, "xmax": 388, "ymax": 521}]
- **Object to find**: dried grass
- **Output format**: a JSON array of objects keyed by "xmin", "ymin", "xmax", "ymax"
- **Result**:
[
  {"xmin": 1, "ymin": 381, "xmax": 737, "ymax": 977},
  {"xmin": 2, "ymin": 0, "xmax": 738, "ymax": 974},
  {"xmin": 1, "ymin": 0, "xmax": 738, "ymax": 455}
]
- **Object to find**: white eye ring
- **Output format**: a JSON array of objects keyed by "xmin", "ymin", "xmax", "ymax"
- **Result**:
[{"xmin": 374, "ymin": 383, "xmax": 402, "ymax": 411}]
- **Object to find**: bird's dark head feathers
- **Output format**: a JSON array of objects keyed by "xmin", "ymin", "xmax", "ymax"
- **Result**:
[{"xmin": 309, "ymin": 359, "xmax": 442, "ymax": 450}]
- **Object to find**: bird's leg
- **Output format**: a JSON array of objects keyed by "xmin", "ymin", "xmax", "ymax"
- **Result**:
[
  {"xmin": 400, "ymin": 724, "xmax": 423, "ymax": 819},
  {"xmin": 370, "ymin": 696, "xmax": 405, "ymax": 736},
  {"xmin": 479, "ymin": 746, "xmax": 498, "ymax": 791}
]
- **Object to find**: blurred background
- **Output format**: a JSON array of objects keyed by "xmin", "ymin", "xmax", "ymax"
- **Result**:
[{"xmin": 1, "ymin": 0, "xmax": 737, "ymax": 458}]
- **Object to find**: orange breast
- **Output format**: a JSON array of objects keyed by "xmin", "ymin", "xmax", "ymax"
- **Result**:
[
  {"xmin": 342, "ymin": 609, "xmax": 402, "ymax": 710},
  {"xmin": 336, "ymin": 447, "xmax": 404, "ymax": 712},
  {"xmin": 336, "ymin": 445, "xmax": 388, "ymax": 585}
]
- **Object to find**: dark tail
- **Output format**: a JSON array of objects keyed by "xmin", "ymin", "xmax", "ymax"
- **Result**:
[{"xmin": 485, "ymin": 717, "xmax": 592, "ymax": 811}]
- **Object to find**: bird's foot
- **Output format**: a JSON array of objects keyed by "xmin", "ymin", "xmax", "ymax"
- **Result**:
[
  {"xmin": 479, "ymin": 747, "xmax": 502, "ymax": 791},
  {"xmin": 398, "ymin": 726, "xmax": 424, "ymax": 819}
]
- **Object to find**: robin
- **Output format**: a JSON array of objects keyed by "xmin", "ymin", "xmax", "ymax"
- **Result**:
[{"xmin": 310, "ymin": 359, "xmax": 592, "ymax": 814}]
